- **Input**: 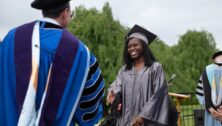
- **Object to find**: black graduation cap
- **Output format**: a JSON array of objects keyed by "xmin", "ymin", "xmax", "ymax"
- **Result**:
[
  {"xmin": 126, "ymin": 24, "xmax": 157, "ymax": 45},
  {"xmin": 31, "ymin": 0, "xmax": 70, "ymax": 11},
  {"xmin": 212, "ymin": 50, "xmax": 222, "ymax": 59}
]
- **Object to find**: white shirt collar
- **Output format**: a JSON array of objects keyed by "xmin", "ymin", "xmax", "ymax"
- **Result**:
[{"xmin": 40, "ymin": 18, "xmax": 61, "ymax": 26}]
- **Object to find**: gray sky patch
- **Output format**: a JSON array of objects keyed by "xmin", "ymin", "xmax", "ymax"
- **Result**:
[{"xmin": 0, "ymin": 0, "xmax": 221, "ymax": 49}]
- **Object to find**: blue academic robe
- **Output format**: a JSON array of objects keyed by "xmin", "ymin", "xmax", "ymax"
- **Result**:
[
  {"xmin": 196, "ymin": 64, "xmax": 222, "ymax": 126},
  {"xmin": 0, "ymin": 21, "xmax": 104, "ymax": 126}
]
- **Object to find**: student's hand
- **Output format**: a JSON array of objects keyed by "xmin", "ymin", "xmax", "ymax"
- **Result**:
[
  {"xmin": 209, "ymin": 107, "xmax": 222, "ymax": 121},
  {"xmin": 131, "ymin": 116, "xmax": 144, "ymax": 126},
  {"xmin": 106, "ymin": 90, "xmax": 115, "ymax": 104},
  {"xmin": 117, "ymin": 103, "xmax": 122, "ymax": 111},
  {"xmin": 218, "ymin": 106, "xmax": 222, "ymax": 112}
]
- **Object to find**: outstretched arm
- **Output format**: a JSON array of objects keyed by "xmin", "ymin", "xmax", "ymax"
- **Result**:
[{"xmin": 106, "ymin": 66, "xmax": 124, "ymax": 104}]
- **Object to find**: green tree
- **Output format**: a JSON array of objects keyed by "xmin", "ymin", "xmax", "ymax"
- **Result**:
[
  {"xmin": 168, "ymin": 30, "xmax": 217, "ymax": 92},
  {"xmin": 69, "ymin": 3, "xmax": 127, "ymax": 90},
  {"xmin": 150, "ymin": 38, "xmax": 172, "ymax": 79}
]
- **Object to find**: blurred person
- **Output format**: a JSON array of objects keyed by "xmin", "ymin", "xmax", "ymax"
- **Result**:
[{"xmin": 196, "ymin": 50, "xmax": 222, "ymax": 126}]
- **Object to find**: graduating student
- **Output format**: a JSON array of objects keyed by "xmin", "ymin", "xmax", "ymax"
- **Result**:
[
  {"xmin": 196, "ymin": 50, "xmax": 222, "ymax": 126},
  {"xmin": 0, "ymin": 0, "xmax": 104, "ymax": 125},
  {"xmin": 107, "ymin": 24, "xmax": 170, "ymax": 126}
]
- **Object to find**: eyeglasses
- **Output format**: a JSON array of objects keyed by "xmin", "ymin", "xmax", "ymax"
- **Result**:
[
  {"xmin": 71, "ymin": 11, "xmax": 74, "ymax": 18},
  {"xmin": 215, "ymin": 63, "xmax": 222, "ymax": 66},
  {"xmin": 66, "ymin": 8, "xmax": 74, "ymax": 19}
]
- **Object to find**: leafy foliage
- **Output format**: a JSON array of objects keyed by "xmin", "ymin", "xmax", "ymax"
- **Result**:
[
  {"xmin": 69, "ymin": 3, "xmax": 127, "ymax": 90},
  {"xmin": 151, "ymin": 30, "xmax": 217, "ymax": 92}
]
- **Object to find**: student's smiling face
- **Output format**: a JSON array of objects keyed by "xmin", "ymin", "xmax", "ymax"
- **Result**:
[{"xmin": 127, "ymin": 38, "xmax": 143, "ymax": 60}]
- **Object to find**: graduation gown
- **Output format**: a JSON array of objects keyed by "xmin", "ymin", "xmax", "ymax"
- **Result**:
[
  {"xmin": 0, "ymin": 20, "xmax": 104, "ymax": 126},
  {"xmin": 109, "ymin": 62, "xmax": 169, "ymax": 126}
]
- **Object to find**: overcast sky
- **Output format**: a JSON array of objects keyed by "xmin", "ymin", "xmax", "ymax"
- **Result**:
[{"xmin": 0, "ymin": 0, "xmax": 221, "ymax": 49}]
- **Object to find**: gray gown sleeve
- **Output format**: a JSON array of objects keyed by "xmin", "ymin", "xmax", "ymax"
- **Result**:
[
  {"xmin": 139, "ymin": 63, "xmax": 169, "ymax": 125},
  {"xmin": 108, "ymin": 66, "xmax": 124, "ymax": 94}
]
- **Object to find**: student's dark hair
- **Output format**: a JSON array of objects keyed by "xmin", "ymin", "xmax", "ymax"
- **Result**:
[
  {"xmin": 123, "ymin": 38, "xmax": 156, "ymax": 70},
  {"xmin": 42, "ymin": 3, "xmax": 70, "ymax": 18}
]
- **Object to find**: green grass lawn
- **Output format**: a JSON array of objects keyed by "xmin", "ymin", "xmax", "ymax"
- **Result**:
[{"xmin": 180, "ymin": 104, "xmax": 204, "ymax": 126}]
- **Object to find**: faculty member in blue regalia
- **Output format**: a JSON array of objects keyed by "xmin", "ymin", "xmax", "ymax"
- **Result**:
[{"xmin": 0, "ymin": 0, "xmax": 105, "ymax": 126}]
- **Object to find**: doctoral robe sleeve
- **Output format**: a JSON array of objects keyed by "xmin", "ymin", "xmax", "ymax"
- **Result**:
[
  {"xmin": 139, "ymin": 63, "xmax": 169, "ymax": 125},
  {"xmin": 0, "ymin": 34, "xmax": 4, "ymax": 124},
  {"xmin": 0, "ymin": 29, "xmax": 16, "ymax": 125},
  {"xmin": 196, "ymin": 75, "xmax": 205, "ymax": 105},
  {"xmin": 73, "ymin": 54, "xmax": 105, "ymax": 126}
]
